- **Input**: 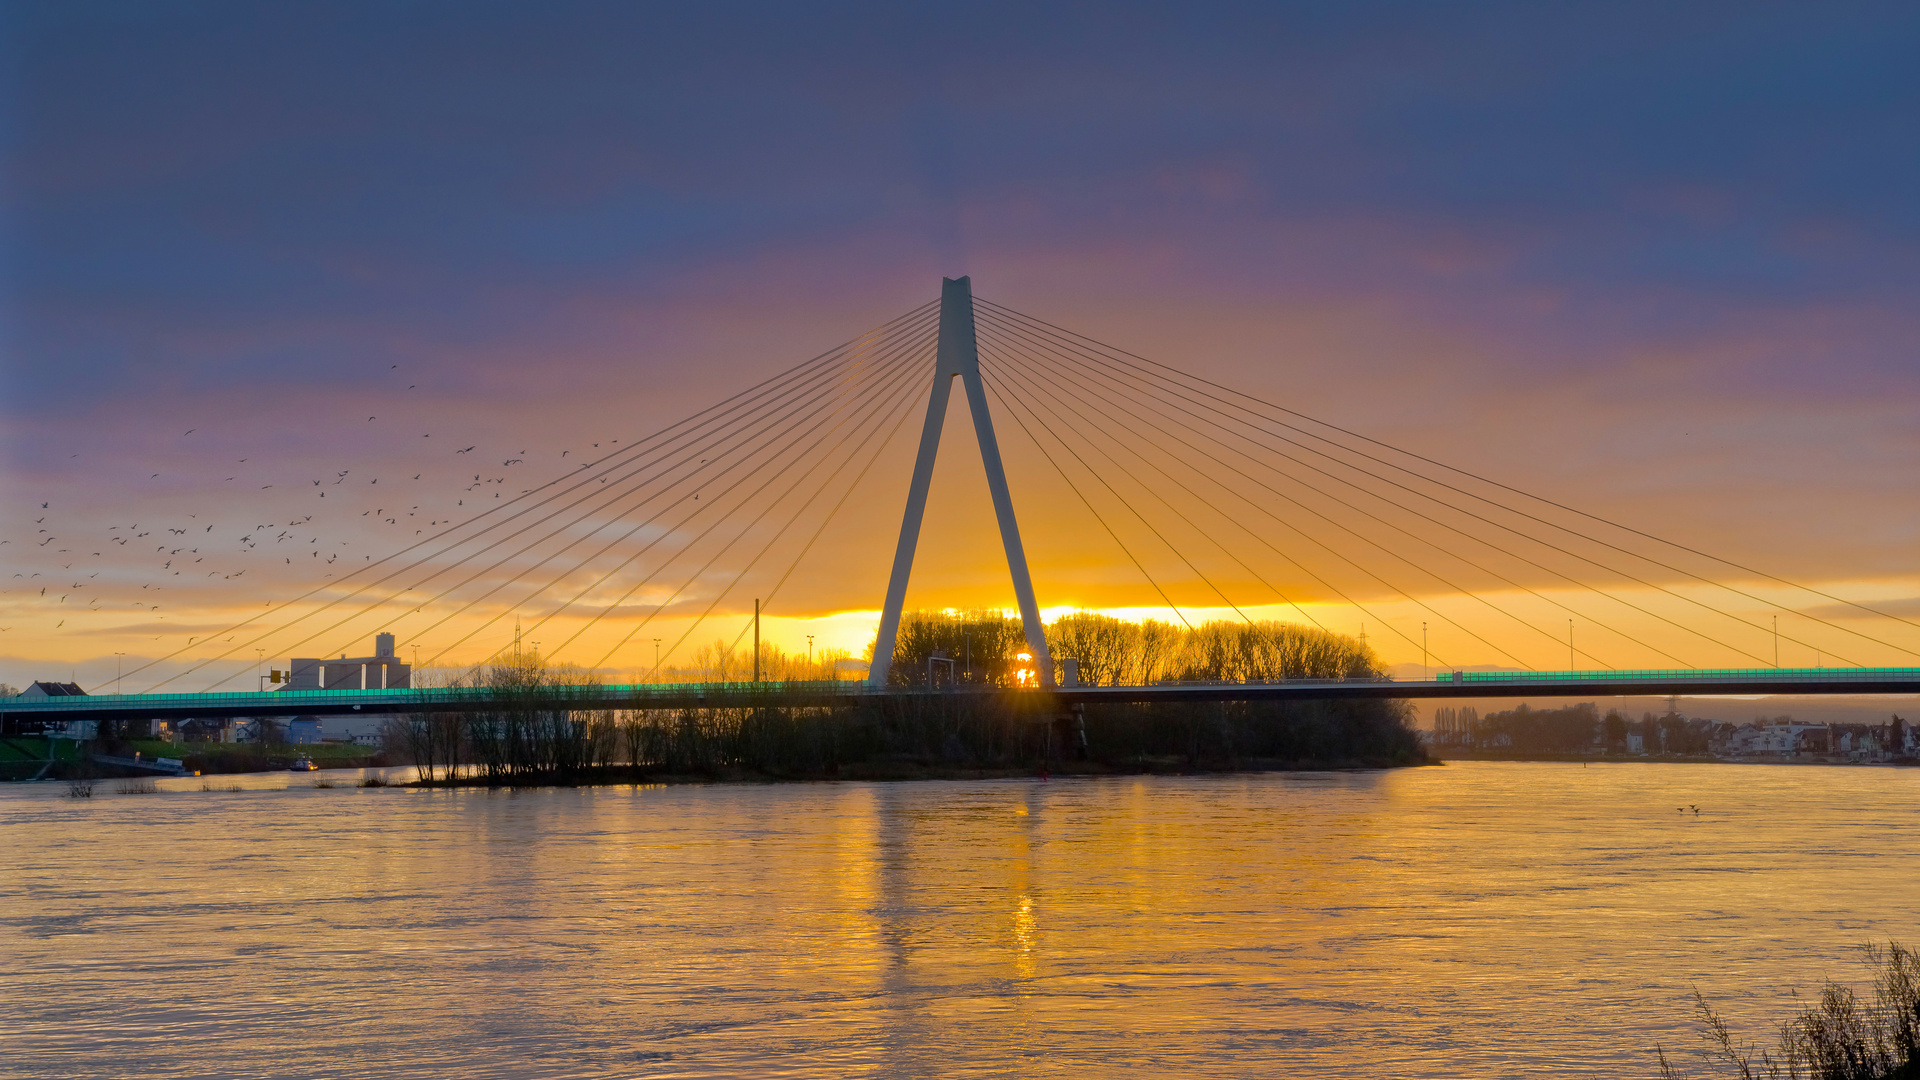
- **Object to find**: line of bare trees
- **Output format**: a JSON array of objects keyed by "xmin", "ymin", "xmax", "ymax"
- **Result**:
[{"xmin": 885, "ymin": 609, "xmax": 1381, "ymax": 687}]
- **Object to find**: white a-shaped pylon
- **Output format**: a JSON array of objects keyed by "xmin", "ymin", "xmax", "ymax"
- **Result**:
[{"xmin": 868, "ymin": 276, "xmax": 1055, "ymax": 687}]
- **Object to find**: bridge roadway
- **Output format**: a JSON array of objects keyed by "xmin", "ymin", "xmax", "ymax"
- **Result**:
[{"xmin": 4, "ymin": 667, "xmax": 1918, "ymax": 724}]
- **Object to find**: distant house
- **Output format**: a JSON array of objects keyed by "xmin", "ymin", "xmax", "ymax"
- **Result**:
[
  {"xmin": 6, "ymin": 682, "xmax": 90, "ymax": 736},
  {"xmin": 21, "ymin": 680, "xmax": 87, "ymax": 699},
  {"xmin": 1714, "ymin": 721, "xmax": 1829, "ymax": 758},
  {"xmin": 288, "ymin": 717, "xmax": 322, "ymax": 745},
  {"xmin": 175, "ymin": 718, "xmax": 227, "ymax": 742},
  {"xmin": 1834, "ymin": 719, "xmax": 1915, "ymax": 763}
]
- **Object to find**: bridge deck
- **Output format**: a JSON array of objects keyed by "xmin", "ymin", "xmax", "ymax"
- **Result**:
[{"xmin": 3, "ymin": 667, "xmax": 1917, "ymax": 723}]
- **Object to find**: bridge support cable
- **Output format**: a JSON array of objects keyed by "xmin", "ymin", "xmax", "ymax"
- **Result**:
[
  {"xmin": 985, "ymin": 352, "xmax": 1434, "ymax": 665},
  {"xmin": 978, "ymin": 368, "xmax": 1198, "ymax": 631},
  {"xmin": 982, "ymin": 329, "xmax": 1540, "ymax": 671},
  {"xmin": 172, "ymin": 314, "xmax": 937, "ymax": 687},
  {"xmin": 408, "ymin": 320, "xmax": 937, "ymax": 670},
  {"xmin": 167, "ymin": 304, "xmax": 941, "ymax": 690},
  {"xmin": 712, "ymin": 383, "xmax": 928, "ymax": 669},
  {"xmin": 623, "ymin": 369, "xmax": 929, "ymax": 676},
  {"xmin": 129, "ymin": 299, "xmax": 937, "ymax": 690},
  {"xmin": 978, "ymin": 314, "xmax": 1697, "ymax": 670},
  {"xmin": 982, "ymin": 345, "xmax": 1269, "ymax": 629},
  {"xmin": 976, "ymin": 357, "xmax": 1256, "ymax": 628},
  {"xmin": 189, "ymin": 310, "xmax": 939, "ymax": 689},
  {"xmin": 985, "ymin": 333, "xmax": 1330, "ymax": 635},
  {"xmin": 984, "ymin": 344, "xmax": 1482, "ymax": 670},
  {"xmin": 983, "ymin": 320, "xmax": 1558, "ymax": 667},
  {"xmin": 985, "ymin": 300, "xmax": 1920, "ymax": 638},
  {"xmin": 984, "ymin": 318, "xmax": 1639, "ymax": 668},
  {"xmin": 976, "ymin": 298, "xmax": 1912, "ymax": 665},
  {"xmin": 541, "ymin": 334, "xmax": 932, "ymax": 669},
  {"xmin": 406, "ymin": 326, "xmax": 934, "ymax": 670},
  {"xmin": 261, "ymin": 328, "xmax": 927, "ymax": 681},
  {"xmin": 983, "ymin": 306, "xmax": 1797, "ymax": 668},
  {"xmin": 1005, "ymin": 325, "xmax": 1850, "ymax": 667},
  {"xmin": 984, "ymin": 321, "xmax": 1783, "ymax": 671},
  {"xmin": 515, "ymin": 353, "xmax": 928, "ymax": 672},
  {"xmin": 982, "ymin": 348, "xmax": 1310, "ymax": 638},
  {"xmin": 977, "ymin": 302, "xmax": 1888, "ymax": 668}
]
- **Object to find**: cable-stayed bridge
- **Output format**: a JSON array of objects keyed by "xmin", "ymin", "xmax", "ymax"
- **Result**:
[{"xmin": 10, "ymin": 276, "xmax": 1918, "ymax": 726}]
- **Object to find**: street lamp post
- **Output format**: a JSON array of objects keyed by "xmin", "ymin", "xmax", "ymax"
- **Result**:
[{"xmin": 115, "ymin": 652, "xmax": 126, "ymax": 695}]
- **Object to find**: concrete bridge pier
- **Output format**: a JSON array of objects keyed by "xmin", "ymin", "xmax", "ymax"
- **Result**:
[{"xmin": 1043, "ymin": 701, "xmax": 1089, "ymax": 762}]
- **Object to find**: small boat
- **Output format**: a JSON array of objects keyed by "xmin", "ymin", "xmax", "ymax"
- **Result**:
[{"xmin": 289, "ymin": 756, "xmax": 317, "ymax": 772}]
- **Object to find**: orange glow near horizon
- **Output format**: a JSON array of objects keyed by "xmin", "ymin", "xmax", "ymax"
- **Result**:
[{"xmin": 7, "ymin": 297, "xmax": 1920, "ymax": 692}]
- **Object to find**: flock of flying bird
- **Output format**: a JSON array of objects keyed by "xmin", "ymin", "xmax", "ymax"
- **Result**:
[{"xmin": 2, "ymin": 361, "xmax": 632, "ymax": 655}]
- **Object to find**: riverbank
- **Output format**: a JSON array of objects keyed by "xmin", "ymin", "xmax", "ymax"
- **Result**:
[{"xmin": 0, "ymin": 736, "xmax": 77, "ymax": 780}]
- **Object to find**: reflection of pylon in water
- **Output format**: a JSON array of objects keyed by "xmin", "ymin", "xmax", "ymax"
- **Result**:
[{"xmin": 869, "ymin": 276, "xmax": 1054, "ymax": 688}]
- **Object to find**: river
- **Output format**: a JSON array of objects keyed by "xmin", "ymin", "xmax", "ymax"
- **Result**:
[{"xmin": 2, "ymin": 761, "xmax": 1916, "ymax": 1078}]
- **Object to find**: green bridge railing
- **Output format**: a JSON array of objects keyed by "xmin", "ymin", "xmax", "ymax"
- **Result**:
[{"xmin": 4, "ymin": 667, "xmax": 1918, "ymax": 716}]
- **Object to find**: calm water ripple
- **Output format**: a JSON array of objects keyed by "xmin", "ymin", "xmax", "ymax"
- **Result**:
[{"xmin": 3, "ymin": 762, "xmax": 1917, "ymax": 1078}]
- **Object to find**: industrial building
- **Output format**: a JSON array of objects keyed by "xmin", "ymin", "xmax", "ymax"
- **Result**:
[{"xmin": 285, "ymin": 633, "xmax": 411, "ymax": 691}]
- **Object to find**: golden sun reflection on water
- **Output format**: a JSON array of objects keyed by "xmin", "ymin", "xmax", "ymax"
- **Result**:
[{"xmin": 2, "ymin": 762, "xmax": 1917, "ymax": 1078}]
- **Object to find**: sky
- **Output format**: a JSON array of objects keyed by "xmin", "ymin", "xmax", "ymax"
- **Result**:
[{"xmin": 2, "ymin": 2, "xmax": 1918, "ymax": 690}]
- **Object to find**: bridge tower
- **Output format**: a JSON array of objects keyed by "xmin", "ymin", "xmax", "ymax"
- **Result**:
[{"xmin": 868, "ymin": 276, "xmax": 1056, "ymax": 688}]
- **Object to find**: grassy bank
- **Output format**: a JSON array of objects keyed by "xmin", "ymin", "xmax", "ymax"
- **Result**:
[
  {"xmin": 3, "ymin": 738, "xmax": 388, "ymax": 780},
  {"xmin": 119, "ymin": 739, "xmax": 387, "ymax": 775},
  {"xmin": 0, "ymin": 736, "xmax": 77, "ymax": 780}
]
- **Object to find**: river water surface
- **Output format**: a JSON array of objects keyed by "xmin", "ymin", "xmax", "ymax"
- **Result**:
[{"xmin": 3, "ymin": 761, "xmax": 1917, "ymax": 1079}]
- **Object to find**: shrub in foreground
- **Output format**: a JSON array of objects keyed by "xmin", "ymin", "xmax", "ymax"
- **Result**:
[{"xmin": 1660, "ymin": 942, "xmax": 1919, "ymax": 1080}]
